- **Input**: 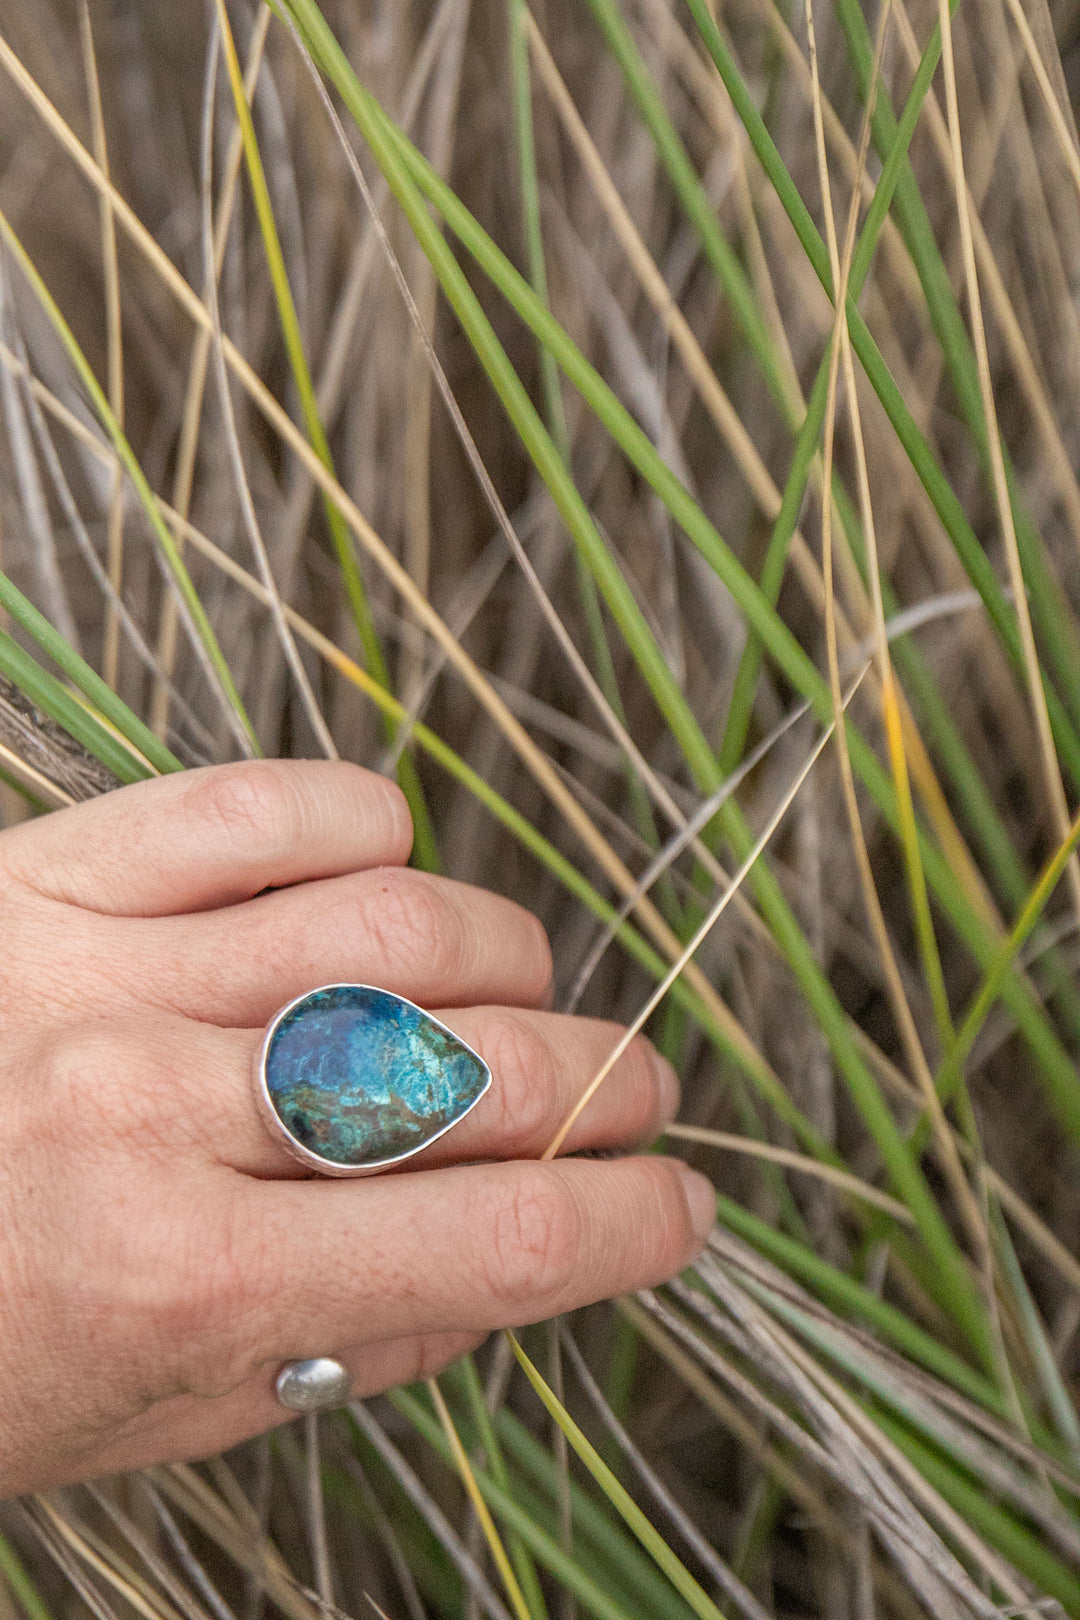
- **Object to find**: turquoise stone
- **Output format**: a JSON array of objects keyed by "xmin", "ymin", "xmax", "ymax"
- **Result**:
[{"xmin": 263, "ymin": 985, "xmax": 490, "ymax": 1169}]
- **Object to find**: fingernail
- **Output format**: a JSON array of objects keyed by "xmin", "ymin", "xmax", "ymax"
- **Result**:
[
  {"xmin": 678, "ymin": 1165, "xmax": 716, "ymax": 1245},
  {"xmin": 651, "ymin": 1050, "xmax": 680, "ymax": 1125}
]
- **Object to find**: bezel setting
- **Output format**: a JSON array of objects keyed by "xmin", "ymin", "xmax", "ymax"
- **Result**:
[{"xmin": 254, "ymin": 982, "xmax": 493, "ymax": 1177}]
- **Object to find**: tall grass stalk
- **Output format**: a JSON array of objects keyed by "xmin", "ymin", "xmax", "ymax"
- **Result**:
[{"xmin": 2, "ymin": 1, "xmax": 1080, "ymax": 1614}]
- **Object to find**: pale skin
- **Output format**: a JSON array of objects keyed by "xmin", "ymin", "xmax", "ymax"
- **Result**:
[{"xmin": 0, "ymin": 759, "xmax": 715, "ymax": 1498}]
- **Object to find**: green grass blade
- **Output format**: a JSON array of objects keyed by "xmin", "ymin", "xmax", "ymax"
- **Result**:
[
  {"xmin": 0, "ymin": 569, "xmax": 181, "ymax": 774},
  {"xmin": 508, "ymin": 1334, "xmax": 732, "ymax": 1620},
  {"xmin": 273, "ymin": 0, "xmax": 1009, "ymax": 1359},
  {"xmin": 492, "ymin": 1407, "xmax": 709, "ymax": 1620},
  {"xmin": 871, "ymin": 1408, "xmax": 1080, "ymax": 1611},
  {"xmin": 584, "ymin": 0, "xmax": 792, "ymax": 420},
  {"xmin": 684, "ymin": 0, "xmax": 1080, "ymax": 791},
  {"xmin": 0, "ymin": 1534, "xmax": 54, "ymax": 1620},
  {"xmin": 385, "ymin": 1390, "xmax": 663, "ymax": 1620},
  {"xmin": 0, "ymin": 208, "xmax": 257, "ymax": 752},
  {"xmin": 457, "ymin": 1354, "xmax": 549, "ymax": 1620},
  {"xmin": 715, "ymin": 0, "xmax": 951, "ymax": 772},
  {"xmin": 214, "ymin": 0, "xmax": 437, "ymax": 867},
  {"xmin": 933, "ymin": 806, "xmax": 1080, "ymax": 1115},
  {"xmin": 834, "ymin": 0, "xmax": 1080, "ymax": 738},
  {"xmin": 0, "ymin": 627, "xmax": 153, "ymax": 785},
  {"xmin": 506, "ymin": 0, "xmax": 672, "ymax": 928},
  {"xmin": 713, "ymin": 1195, "xmax": 1009, "ymax": 1417}
]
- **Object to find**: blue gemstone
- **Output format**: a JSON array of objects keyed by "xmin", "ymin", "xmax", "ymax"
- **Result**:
[{"xmin": 264, "ymin": 985, "xmax": 491, "ymax": 1169}]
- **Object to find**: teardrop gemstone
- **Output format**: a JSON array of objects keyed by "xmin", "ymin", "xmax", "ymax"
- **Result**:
[{"xmin": 262, "ymin": 985, "xmax": 491, "ymax": 1171}]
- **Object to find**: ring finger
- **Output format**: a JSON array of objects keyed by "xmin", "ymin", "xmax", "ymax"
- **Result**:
[{"xmin": 56, "ymin": 1009, "xmax": 678, "ymax": 1175}]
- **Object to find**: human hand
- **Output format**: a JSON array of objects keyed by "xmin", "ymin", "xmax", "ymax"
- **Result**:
[{"xmin": 0, "ymin": 761, "xmax": 713, "ymax": 1495}]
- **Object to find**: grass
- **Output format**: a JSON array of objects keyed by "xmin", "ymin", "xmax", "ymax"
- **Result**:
[{"xmin": 1, "ymin": 0, "xmax": 1080, "ymax": 1613}]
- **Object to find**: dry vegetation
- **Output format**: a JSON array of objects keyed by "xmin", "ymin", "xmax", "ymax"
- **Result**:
[{"xmin": 2, "ymin": 0, "xmax": 1080, "ymax": 1614}]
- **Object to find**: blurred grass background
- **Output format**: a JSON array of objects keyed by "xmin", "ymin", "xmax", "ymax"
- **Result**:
[{"xmin": 2, "ymin": 0, "xmax": 1080, "ymax": 1613}]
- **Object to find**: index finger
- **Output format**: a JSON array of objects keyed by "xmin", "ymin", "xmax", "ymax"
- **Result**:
[{"xmin": 0, "ymin": 760, "xmax": 414, "ymax": 916}]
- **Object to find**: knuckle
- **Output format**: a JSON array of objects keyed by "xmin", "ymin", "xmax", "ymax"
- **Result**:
[
  {"xmin": 519, "ymin": 910, "xmax": 554, "ymax": 1002},
  {"xmin": 482, "ymin": 1013, "xmax": 558, "ymax": 1147},
  {"xmin": 645, "ymin": 1158, "xmax": 698, "ymax": 1259},
  {"xmin": 37, "ymin": 1021, "xmax": 142, "ymax": 1142},
  {"xmin": 182, "ymin": 762, "xmax": 302, "ymax": 858},
  {"xmin": 37, "ymin": 1019, "xmax": 192, "ymax": 1158},
  {"xmin": 481, "ymin": 1169, "xmax": 584, "ymax": 1314},
  {"xmin": 361, "ymin": 869, "xmax": 463, "ymax": 987},
  {"xmin": 157, "ymin": 1197, "xmax": 267, "ymax": 1395},
  {"xmin": 360, "ymin": 771, "xmax": 415, "ymax": 857},
  {"xmin": 625, "ymin": 1037, "xmax": 673, "ymax": 1140}
]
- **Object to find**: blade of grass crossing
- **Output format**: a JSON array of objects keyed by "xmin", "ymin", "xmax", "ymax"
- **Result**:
[
  {"xmin": 989, "ymin": 1202, "xmax": 1080, "ymax": 1463},
  {"xmin": 712, "ymin": 1196, "xmax": 1013, "ymax": 1418},
  {"xmin": 506, "ymin": 0, "xmax": 677, "ymax": 942},
  {"xmin": 715, "ymin": 0, "xmax": 951, "ymax": 771},
  {"xmin": 933, "ymin": 805, "xmax": 1080, "ymax": 1120},
  {"xmin": 583, "ymin": 0, "xmax": 791, "ymax": 419},
  {"xmin": 870, "ymin": 1408, "xmax": 1080, "ymax": 1611},
  {"xmin": 392, "ymin": 10, "xmax": 1080, "ymax": 1138},
  {"xmin": 270, "ymin": 0, "xmax": 729, "ymax": 790},
  {"xmin": 384, "ymin": 1391, "xmax": 660, "ymax": 1620},
  {"xmin": 935, "ymin": 0, "xmax": 1080, "ymax": 936},
  {"xmin": 17, "ymin": 0, "xmax": 1080, "ymax": 1195}
]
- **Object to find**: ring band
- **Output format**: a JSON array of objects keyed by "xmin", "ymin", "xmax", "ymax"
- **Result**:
[
  {"xmin": 276, "ymin": 1358, "xmax": 353, "ymax": 1413},
  {"xmin": 255, "ymin": 983, "xmax": 492, "ymax": 1177}
]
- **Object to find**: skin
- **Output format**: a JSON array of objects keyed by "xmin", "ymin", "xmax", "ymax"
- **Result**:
[{"xmin": 0, "ymin": 759, "xmax": 715, "ymax": 1498}]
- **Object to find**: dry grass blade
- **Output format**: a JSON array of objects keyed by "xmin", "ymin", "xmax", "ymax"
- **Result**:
[
  {"xmin": 1001, "ymin": 0, "xmax": 1080, "ymax": 205},
  {"xmin": 76, "ymin": 0, "xmax": 123, "ymax": 693},
  {"xmin": 556, "ymin": 1325, "xmax": 771, "ymax": 1620},
  {"xmin": 200, "ymin": 12, "xmax": 336, "ymax": 759},
  {"xmin": 0, "ymin": 31, "xmax": 777, "ymax": 1072},
  {"xmin": 348, "ymin": 1404, "xmax": 514, "ymax": 1620},
  {"xmin": 3, "ymin": 4, "xmax": 1080, "ymax": 1615},
  {"xmin": 937, "ymin": 0, "xmax": 1080, "ymax": 935},
  {"xmin": 805, "ymin": 0, "xmax": 995, "ymax": 1301},
  {"xmin": 543, "ymin": 686, "xmax": 847, "ymax": 1158},
  {"xmin": 150, "ymin": 3, "xmax": 271, "ymax": 739},
  {"xmin": 664, "ymin": 1122, "xmax": 913, "ymax": 1222}
]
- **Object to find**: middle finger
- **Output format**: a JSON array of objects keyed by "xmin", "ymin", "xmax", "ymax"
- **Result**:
[{"xmin": 64, "ymin": 867, "xmax": 554, "ymax": 1026}]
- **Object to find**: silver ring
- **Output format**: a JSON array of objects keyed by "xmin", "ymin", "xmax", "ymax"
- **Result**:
[
  {"xmin": 276, "ymin": 1358, "xmax": 353, "ymax": 1413},
  {"xmin": 254, "ymin": 983, "xmax": 492, "ymax": 1177}
]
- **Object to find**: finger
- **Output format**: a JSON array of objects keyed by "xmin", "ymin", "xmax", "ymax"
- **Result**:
[
  {"xmin": 131, "ymin": 867, "xmax": 553, "ymax": 1025},
  {"xmin": 0, "ymin": 760, "xmax": 413, "ymax": 916},
  {"xmin": 62, "ymin": 1331, "xmax": 486, "ymax": 1489},
  {"xmin": 225, "ymin": 1157, "xmax": 715, "ymax": 1359},
  {"xmin": 413, "ymin": 1007, "xmax": 679, "ymax": 1167},
  {"xmin": 76, "ymin": 1010, "xmax": 675, "ymax": 1177}
]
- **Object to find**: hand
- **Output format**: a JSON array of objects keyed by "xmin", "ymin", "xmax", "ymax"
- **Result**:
[{"xmin": 0, "ymin": 760, "xmax": 713, "ymax": 1495}]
